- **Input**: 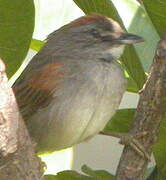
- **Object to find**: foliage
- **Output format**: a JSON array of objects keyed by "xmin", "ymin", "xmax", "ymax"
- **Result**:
[{"xmin": 44, "ymin": 165, "xmax": 115, "ymax": 180}]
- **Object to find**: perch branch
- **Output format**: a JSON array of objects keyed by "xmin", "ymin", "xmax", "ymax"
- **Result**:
[
  {"xmin": 116, "ymin": 37, "xmax": 166, "ymax": 179},
  {"xmin": 0, "ymin": 59, "xmax": 44, "ymax": 180}
]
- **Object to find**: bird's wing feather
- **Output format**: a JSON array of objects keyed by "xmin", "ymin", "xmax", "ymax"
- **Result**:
[{"xmin": 13, "ymin": 54, "xmax": 64, "ymax": 120}]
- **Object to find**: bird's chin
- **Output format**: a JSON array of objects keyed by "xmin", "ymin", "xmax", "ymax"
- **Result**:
[
  {"xmin": 109, "ymin": 45, "xmax": 125, "ymax": 59},
  {"xmin": 102, "ymin": 45, "xmax": 124, "ymax": 60}
]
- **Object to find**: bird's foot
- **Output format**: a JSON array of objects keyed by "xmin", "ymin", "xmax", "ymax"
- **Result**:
[{"xmin": 100, "ymin": 131, "xmax": 150, "ymax": 160}]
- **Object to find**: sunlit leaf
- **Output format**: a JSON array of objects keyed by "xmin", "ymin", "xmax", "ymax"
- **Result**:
[
  {"xmin": 126, "ymin": 75, "xmax": 140, "ymax": 93},
  {"xmin": 30, "ymin": 39, "xmax": 44, "ymax": 52}
]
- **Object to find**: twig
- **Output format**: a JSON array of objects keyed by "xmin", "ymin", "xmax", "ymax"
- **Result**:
[{"xmin": 116, "ymin": 37, "xmax": 166, "ymax": 179}]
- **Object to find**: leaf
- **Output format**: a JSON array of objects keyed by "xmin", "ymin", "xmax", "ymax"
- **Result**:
[
  {"xmin": 82, "ymin": 165, "xmax": 115, "ymax": 180},
  {"xmin": 50, "ymin": 166, "xmax": 115, "ymax": 180},
  {"xmin": 45, "ymin": 175, "xmax": 58, "ymax": 180},
  {"xmin": 104, "ymin": 109, "xmax": 135, "ymax": 133},
  {"xmin": 121, "ymin": 46, "xmax": 146, "ymax": 90},
  {"xmin": 73, "ymin": 0, "xmax": 146, "ymax": 91},
  {"xmin": 126, "ymin": 75, "xmax": 139, "ymax": 93},
  {"xmin": 141, "ymin": 0, "xmax": 166, "ymax": 37},
  {"xmin": 30, "ymin": 39, "xmax": 44, "ymax": 52},
  {"xmin": 54, "ymin": 170, "xmax": 95, "ymax": 180},
  {"xmin": 73, "ymin": 0, "xmax": 123, "ymax": 25},
  {"xmin": 0, "ymin": 0, "xmax": 35, "ymax": 77}
]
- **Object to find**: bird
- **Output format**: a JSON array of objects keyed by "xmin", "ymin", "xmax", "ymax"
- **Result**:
[{"xmin": 13, "ymin": 14, "xmax": 144, "ymax": 154}]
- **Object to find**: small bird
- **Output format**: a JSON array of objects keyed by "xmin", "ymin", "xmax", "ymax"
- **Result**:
[{"xmin": 13, "ymin": 14, "xmax": 144, "ymax": 154}]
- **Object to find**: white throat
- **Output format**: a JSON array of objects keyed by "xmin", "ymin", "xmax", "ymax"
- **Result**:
[{"xmin": 108, "ymin": 45, "xmax": 125, "ymax": 59}]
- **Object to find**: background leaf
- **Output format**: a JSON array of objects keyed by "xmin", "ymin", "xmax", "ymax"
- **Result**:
[
  {"xmin": 82, "ymin": 165, "xmax": 114, "ymax": 180},
  {"xmin": 104, "ymin": 109, "xmax": 135, "ymax": 133},
  {"xmin": 0, "ymin": 0, "xmax": 35, "ymax": 77},
  {"xmin": 141, "ymin": 0, "xmax": 166, "ymax": 37}
]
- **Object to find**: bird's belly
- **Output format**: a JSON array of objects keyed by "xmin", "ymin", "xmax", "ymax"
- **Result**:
[{"xmin": 29, "ymin": 62, "xmax": 126, "ymax": 153}]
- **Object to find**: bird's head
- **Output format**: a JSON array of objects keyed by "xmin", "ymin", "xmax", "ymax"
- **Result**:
[{"xmin": 47, "ymin": 14, "xmax": 144, "ymax": 60}]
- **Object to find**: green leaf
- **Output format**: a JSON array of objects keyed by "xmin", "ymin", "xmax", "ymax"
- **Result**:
[
  {"xmin": 73, "ymin": 0, "xmax": 146, "ymax": 91},
  {"xmin": 82, "ymin": 165, "xmax": 115, "ymax": 180},
  {"xmin": 0, "ymin": 0, "xmax": 35, "ymax": 77},
  {"xmin": 141, "ymin": 0, "xmax": 166, "ymax": 37},
  {"xmin": 30, "ymin": 39, "xmax": 44, "ymax": 52},
  {"xmin": 51, "ymin": 166, "xmax": 115, "ymax": 180},
  {"xmin": 45, "ymin": 175, "xmax": 58, "ymax": 180},
  {"xmin": 54, "ymin": 170, "xmax": 95, "ymax": 180},
  {"xmin": 126, "ymin": 75, "xmax": 139, "ymax": 93},
  {"xmin": 104, "ymin": 109, "xmax": 135, "ymax": 133},
  {"xmin": 121, "ymin": 46, "xmax": 146, "ymax": 90}
]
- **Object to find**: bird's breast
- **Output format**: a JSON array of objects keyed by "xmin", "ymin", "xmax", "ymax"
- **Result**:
[{"xmin": 31, "ymin": 61, "xmax": 127, "ymax": 153}]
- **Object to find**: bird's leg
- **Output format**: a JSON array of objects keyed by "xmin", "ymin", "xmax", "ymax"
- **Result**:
[{"xmin": 100, "ymin": 131, "xmax": 150, "ymax": 160}]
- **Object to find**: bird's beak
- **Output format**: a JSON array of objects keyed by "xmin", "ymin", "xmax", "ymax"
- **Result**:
[{"xmin": 117, "ymin": 33, "xmax": 144, "ymax": 44}]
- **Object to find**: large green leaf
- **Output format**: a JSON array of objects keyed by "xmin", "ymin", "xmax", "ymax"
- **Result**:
[
  {"xmin": 0, "ymin": 0, "xmax": 35, "ymax": 77},
  {"xmin": 73, "ymin": 0, "xmax": 146, "ymax": 91},
  {"xmin": 121, "ymin": 46, "xmax": 146, "ymax": 90},
  {"xmin": 141, "ymin": 0, "xmax": 166, "ymax": 38},
  {"xmin": 126, "ymin": 72, "xmax": 141, "ymax": 93},
  {"xmin": 82, "ymin": 165, "xmax": 115, "ymax": 180}
]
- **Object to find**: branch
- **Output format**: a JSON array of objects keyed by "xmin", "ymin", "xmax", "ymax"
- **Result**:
[
  {"xmin": 0, "ymin": 59, "xmax": 44, "ymax": 180},
  {"xmin": 116, "ymin": 37, "xmax": 166, "ymax": 179}
]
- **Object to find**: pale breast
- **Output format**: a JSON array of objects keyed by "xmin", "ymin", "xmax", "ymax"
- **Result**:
[
  {"xmin": 78, "ymin": 61, "xmax": 127, "ymax": 141},
  {"xmin": 28, "ymin": 60, "xmax": 127, "ymax": 153}
]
